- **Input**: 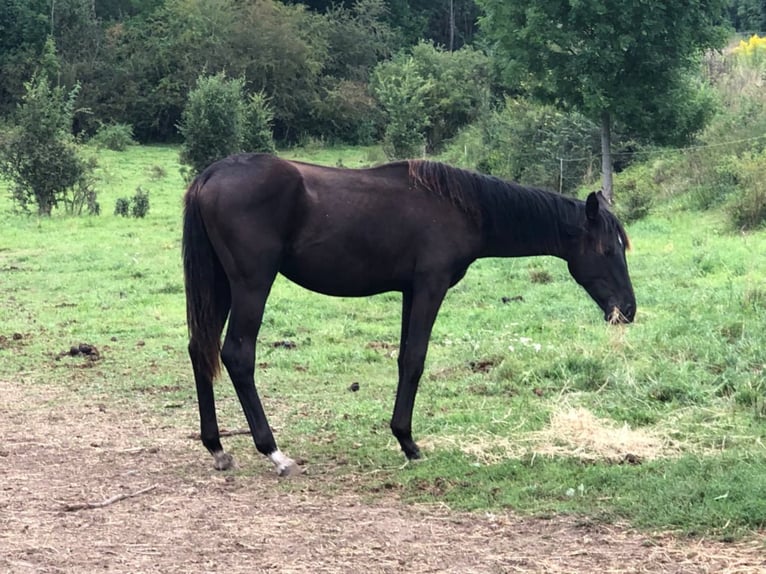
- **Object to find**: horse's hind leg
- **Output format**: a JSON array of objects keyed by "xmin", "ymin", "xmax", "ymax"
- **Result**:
[
  {"xmin": 221, "ymin": 276, "xmax": 298, "ymax": 477},
  {"xmin": 191, "ymin": 357, "xmax": 233, "ymax": 470},
  {"xmin": 189, "ymin": 304, "xmax": 233, "ymax": 470}
]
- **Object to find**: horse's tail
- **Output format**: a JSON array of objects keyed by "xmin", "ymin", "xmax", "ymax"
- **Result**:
[{"xmin": 182, "ymin": 174, "xmax": 231, "ymax": 382}]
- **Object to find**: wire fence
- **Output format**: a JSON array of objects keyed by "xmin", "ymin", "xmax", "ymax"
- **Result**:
[{"xmin": 547, "ymin": 133, "xmax": 766, "ymax": 194}]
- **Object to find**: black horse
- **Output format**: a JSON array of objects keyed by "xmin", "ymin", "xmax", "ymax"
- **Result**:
[{"xmin": 182, "ymin": 153, "xmax": 636, "ymax": 475}]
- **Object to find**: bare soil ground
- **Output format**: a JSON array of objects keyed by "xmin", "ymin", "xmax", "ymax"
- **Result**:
[{"xmin": 1, "ymin": 379, "xmax": 764, "ymax": 574}]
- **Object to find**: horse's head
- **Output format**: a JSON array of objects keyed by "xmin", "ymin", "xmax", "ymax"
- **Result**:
[{"xmin": 566, "ymin": 191, "xmax": 636, "ymax": 324}]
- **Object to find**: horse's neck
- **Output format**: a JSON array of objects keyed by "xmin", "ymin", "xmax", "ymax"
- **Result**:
[{"xmin": 478, "ymin": 188, "xmax": 576, "ymax": 259}]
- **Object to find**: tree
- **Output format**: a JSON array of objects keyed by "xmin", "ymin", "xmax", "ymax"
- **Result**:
[
  {"xmin": 477, "ymin": 0, "xmax": 729, "ymax": 201},
  {"xmin": 0, "ymin": 0, "xmax": 49, "ymax": 116},
  {"xmin": 727, "ymin": 0, "xmax": 766, "ymax": 31},
  {"xmin": 0, "ymin": 73, "xmax": 96, "ymax": 216}
]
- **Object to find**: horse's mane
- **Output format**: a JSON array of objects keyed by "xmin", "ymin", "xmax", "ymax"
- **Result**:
[{"xmin": 407, "ymin": 159, "xmax": 630, "ymax": 251}]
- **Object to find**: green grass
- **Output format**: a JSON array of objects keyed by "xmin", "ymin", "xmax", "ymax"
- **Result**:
[{"xmin": 0, "ymin": 144, "xmax": 764, "ymax": 539}]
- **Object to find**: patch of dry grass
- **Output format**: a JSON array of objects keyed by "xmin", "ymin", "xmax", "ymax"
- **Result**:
[{"xmin": 422, "ymin": 406, "xmax": 682, "ymax": 465}]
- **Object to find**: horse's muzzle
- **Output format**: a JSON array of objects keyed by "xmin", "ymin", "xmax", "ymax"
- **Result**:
[{"xmin": 606, "ymin": 304, "xmax": 635, "ymax": 324}]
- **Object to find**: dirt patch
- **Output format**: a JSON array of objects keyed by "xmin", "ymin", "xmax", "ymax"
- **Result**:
[{"xmin": 0, "ymin": 379, "xmax": 763, "ymax": 573}]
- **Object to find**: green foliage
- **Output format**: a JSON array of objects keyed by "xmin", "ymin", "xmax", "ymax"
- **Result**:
[
  {"xmin": 321, "ymin": 0, "xmax": 393, "ymax": 82},
  {"xmin": 442, "ymin": 97, "xmax": 600, "ymax": 194},
  {"xmin": 477, "ymin": 0, "xmax": 729, "ymax": 200},
  {"xmin": 90, "ymin": 123, "xmax": 136, "ymax": 151},
  {"xmin": 726, "ymin": 152, "xmax": 766, "ymax": 230},
  {"xmin": 477, "ymin": 0, "xmax": 729, "ymax": 140},
  {"xmin": 612, "ymin": 161, "xmax": 660, "ymax": 223},
  {"xmin": 0, "ymin": 0, "xmax": 50, "ymax": 115},
  {"xmin": 114, "ymin": 197, "xmax": 130, "ymax": 217},
  {"xmin": 727, "ymin": 1, "xmax": 766, "ymax": 32},
  {"xmin": 178, "ymin": 73, "xmax": 246, "ymax": 177},
  {"xmin": 114, "ymin": 187, "xmax": 150, "ymax": 218},
  {"xmin": 371, "ymin": 56, "xmax": 432, "ymax": 158},
  {"xmin": 371, "ymin": 42, "xmax": 491, "ymax": 158},
  {"xmin": 406, "ymin": 42, "xmax": 491, "ymax": 150},
  {"xmin": 242, "ymin": 92, "xmax": 276, "ymax": 154},
  {"xmin": 0, "ymin": 74, "xmax": 97, "ymax": 216},
  {"xmin": 315, "ymin": 79, "xmax": 383, "ymax": 145},
  {"xmin": 131, "ymin": 186, "xmax": 150, "ymax": 218}
]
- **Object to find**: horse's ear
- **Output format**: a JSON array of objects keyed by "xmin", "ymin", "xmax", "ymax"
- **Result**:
[{"xmin": 586, "ymin": 191, "xmax": 600, "ymax": 222}]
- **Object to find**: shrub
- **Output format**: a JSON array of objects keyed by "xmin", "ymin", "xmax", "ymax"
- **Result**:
[
  {"xmin": 90, "ymin": 123, "xmax": 136, "ymax": 151},
  {"xmin": 147, "ymin": 165, "xmax": 167, "ymax": 181},
  {"xmin": 727, "ymin": 153, "xmax": 766, "ymax": 230},
  {"xmin": 371, "ymin": 56, "xmax": 431, "ymax": 159},
  {"xmin": 613, "ymin": 162, "xmax": 658, "ymax": 223},
  {"xmin": 131, "ymin": 187, "xmax": 150, "ymax": 218},
  {"xmin": 178, "ymin": 73, "xmax": 246, "ymax": 177},
  {"xmin": 443, "ymin": 97, "xmax": 600, "ymax": 194},
  {"xmin": 114, "ymin": 187, "xmax": 150, "ymax": 218},
  {"xmin": 242, "ymin": 92, "xmax": 276, "ymax": 153},
  {"xmin": 114, "ymin": 197, "xmax": 130, "ymax": 217},
  {"xmin": 0, "ymin": 74, "xmax": 97, "ymax": 216},
  {"xmin": 371, "ymin": 42, "xmax": 491, "ymax": 158},
  {"xmin": 315, "ymin": 80, "xmax": 383, "ymax": 145}
]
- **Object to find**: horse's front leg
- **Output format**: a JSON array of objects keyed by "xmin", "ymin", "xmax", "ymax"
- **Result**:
[
  {"xmin": 390, "ymin": 280, "xmax": 449, "ymax": 460},
  {"xmin": 222, "ymin": 282, "xmax": 298, "ymax": 477}
]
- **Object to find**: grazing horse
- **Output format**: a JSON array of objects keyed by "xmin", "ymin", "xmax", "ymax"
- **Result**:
[{"xmin": 182, "ymin": 153, "xmax": 636, "ymax": 475}]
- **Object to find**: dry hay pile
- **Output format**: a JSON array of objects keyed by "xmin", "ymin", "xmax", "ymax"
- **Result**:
[{"xmin": 423, "ymin": 406, "xmax": 681, "ymax": 465}]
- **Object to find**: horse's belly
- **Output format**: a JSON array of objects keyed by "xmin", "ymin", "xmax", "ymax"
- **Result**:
[{"xmin": 279, "ymin": 249, "xmax": 409, "ymax": 297}]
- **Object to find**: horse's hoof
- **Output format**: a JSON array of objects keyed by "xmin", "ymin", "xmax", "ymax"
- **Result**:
[
  {"xmin": 213, "ymin": 451, "xmax": 234, "ymax": 471},
  {"xmin": 269, "ymin": 449, "xmax": 299, "ymax": 477},
  {"xmin": 405, "ymin": 446, "xmax": 422, "ymax": 460},
  {"xmin": 276, "ymin": 460, "xmax": 300, "ymax": 477}
]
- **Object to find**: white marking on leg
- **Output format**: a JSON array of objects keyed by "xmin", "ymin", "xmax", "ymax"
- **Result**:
[{"xmin": 269, "ymin": 449, "xmax": 297, "ymax": 477}]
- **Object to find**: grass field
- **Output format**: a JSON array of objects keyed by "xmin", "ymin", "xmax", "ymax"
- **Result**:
[{"xmin": 0, "ymin": 144, "xmax": 764, "ymax": 540}]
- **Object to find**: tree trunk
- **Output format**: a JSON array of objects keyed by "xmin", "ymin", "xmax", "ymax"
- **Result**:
[
  {"xmin": 600, "ymin": 110, "xmax": 613, "ymax": 203},
  {"xmin": 449, "ymin": 0, "xmax": 455, "ymax": 52}
]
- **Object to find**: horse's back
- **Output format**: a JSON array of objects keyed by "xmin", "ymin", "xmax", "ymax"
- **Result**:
[
  {"xmin": 191, "ymin": 153, "xmax": 482, "ymax": 296},
  {"xmin": 194, "ymin": 153, "xmax": 302, "ymax": 206}
]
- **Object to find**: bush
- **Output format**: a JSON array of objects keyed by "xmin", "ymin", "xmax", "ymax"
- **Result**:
[
  {"xmin": 90, "ymin": 123, "xmax": 136, "ymax": 151},
  {"xmin": 371, "ymin": 56, "xmax": 431, "ymax": 159},
  {"xmin": 371, "ymin": 42, "xmax": 491, "ymax": 158},
  {"xmin": 114, "ymin": 197, "xmax": 130, "ymax": 217},
  {"xmin": 114, "ymin": 187, "xmax": 150, "ymax": 218},
  {"xmin": 178, "ymin": 73, "xmax": 246, "ymax": 177},
  {"xmin": 613, "ymin": 162, "xmax": 659, "ymax": 223},
  {"xmin": 315, "ymin": 80, "xmax": 383, "ymax": 145},
  {"xmin": 727, "ymin": 152, "xmax": 766, "ymax": 230},
  {"xmin": 131, "ymin": 187, "xmax": 150, "ymax": 218},
  {"xmin": 442, "ymin": 97, "xmax": 600, "ymax": 194},
  {"xmin": 0, "ymin": 74, "xmax": 97, "ymax": 216},
  {"xmin": 242, "ymin": 92, "xmax": 276, "ymax": 153}
]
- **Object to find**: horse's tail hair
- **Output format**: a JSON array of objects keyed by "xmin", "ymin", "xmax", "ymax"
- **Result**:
[{"xmin": 182, "ymin": 174, "xmax": 230, "ymax": 382}]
